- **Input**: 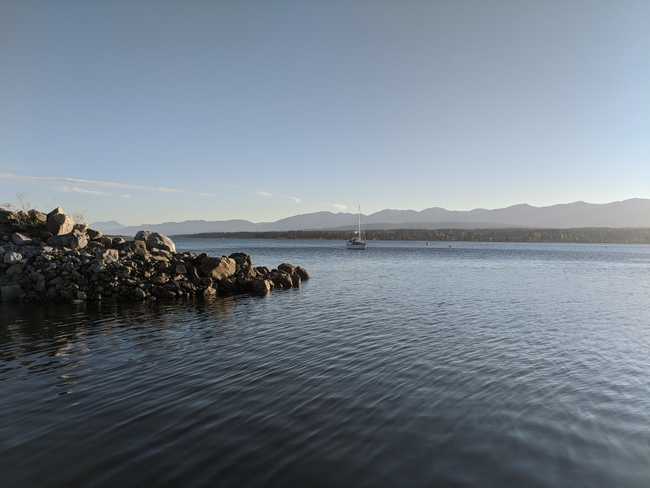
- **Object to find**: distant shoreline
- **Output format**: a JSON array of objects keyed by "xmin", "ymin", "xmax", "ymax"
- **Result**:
[{"xmin": 172, "ymin": 228, "xmax": 650, "ymax": 245}]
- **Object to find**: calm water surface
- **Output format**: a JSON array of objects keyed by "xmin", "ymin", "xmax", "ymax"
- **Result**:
[{"xmin": 2, "ymin": 239, "xmax": 650, "ymax": 487}]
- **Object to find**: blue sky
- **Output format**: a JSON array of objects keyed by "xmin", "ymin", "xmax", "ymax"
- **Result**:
[{"xmin": 2, "ymin": 1, "xmax": 649, "ymax": 224}]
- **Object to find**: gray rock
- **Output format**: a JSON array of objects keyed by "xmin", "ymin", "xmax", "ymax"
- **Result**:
[
  {"xmin": 11, "ymin": 233, "xmax": 33, "ymax": 246},
  {"xmin": 196, "ymin": 255, "xmax": 236, "ymax": 281},
  {"xmin": 146, "ymin": 233, "xmax": 176, "ymax": 253},
  {"xmin": 4, "ymin": 251, "xmax": 22, "ymax": 265},
  {"xmin": 69, "ymin": 231, "xmax": 88, "ymax": 250},
  {"xmin": 46, "ymin": 207, "xmax": 75, "ymax": 236}
]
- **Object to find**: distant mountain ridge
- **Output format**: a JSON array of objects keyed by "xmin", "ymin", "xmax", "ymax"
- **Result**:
[{"xmin": 92, "ymin": 198, "xmax": 650, "ymax": 235}]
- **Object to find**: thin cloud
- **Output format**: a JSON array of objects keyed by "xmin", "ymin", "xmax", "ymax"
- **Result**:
[
  {"xmin": 62, "ymin": 186, "xmax": 111, "ymax": 196},
  {"xmin": 0, "ymin": 172, "xmax": 182, "ymax": 194},
  {"xmin": 332, "ymin": 203, "xmax": 347, "ymax": 211},
  {"xmin": 199, "ymin": 192, "xmax": 216, "ymax": 198},
  {"xmin": 256, "ymin": 191, "xmax": 273, "ymax": 197},
  {"xmin": 289, "ymin": 196, "xmax": 301, "ymax": 203}
]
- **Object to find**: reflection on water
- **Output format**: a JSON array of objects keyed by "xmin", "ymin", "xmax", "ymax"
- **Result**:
[{"xmin": 1, "ymin": 240, "xmax": 650, "ymax": 487}]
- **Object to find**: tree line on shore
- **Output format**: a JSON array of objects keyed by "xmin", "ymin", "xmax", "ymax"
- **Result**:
[{"xmin": 176, "ymin": 228, "xmax": 650, "ymax": 244}]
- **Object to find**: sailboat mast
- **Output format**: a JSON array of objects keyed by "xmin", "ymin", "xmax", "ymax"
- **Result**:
[{"xmin": 358, "ymin": 205, "xmax": 361, "ymax": 239}]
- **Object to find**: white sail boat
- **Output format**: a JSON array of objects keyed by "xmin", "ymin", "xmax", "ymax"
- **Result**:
[{"xmin": 346, "ymin": 205, "xmax": 367, "ymax": 249}]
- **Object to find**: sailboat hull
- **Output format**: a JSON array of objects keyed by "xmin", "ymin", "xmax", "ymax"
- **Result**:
[{"xmin": 346, "ymin": 240, "xmax": 367, "ymax": 250}]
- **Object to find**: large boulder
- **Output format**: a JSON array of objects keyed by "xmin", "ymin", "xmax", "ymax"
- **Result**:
[
  {"xmin": 146, "ymin": 232, "xmax": 176, "ymax": 253},
  {"xmin": 196, "ymin": 254, "xmax": 236, "ymax": 281},
  {"xmin": 48, "ymin": 230, "xmax": 88, "ymax": 250},
  {"xmin": 46, "ymin": 207, "xmax": 75, "ymax": 236}
]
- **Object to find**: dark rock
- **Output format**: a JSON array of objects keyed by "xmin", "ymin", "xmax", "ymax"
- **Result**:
[
  {"xmin": 87, "ymin": 228, "xmax": 103, "ymax": 240},
  {"xmin": 0, "ymin": 209, "xmax": 17, "ymax": 224},
  {"xmin": 230, "ymin": 253, "xmax": 252, "ymax": 273},
  {"xmin": 11, "ymin": 233, "xmax": 33, "ymax": 246},
  {"xmin": 295, "ymin": 266, "xmax": 310, "ymax": 281},
  {"xmin": 278, "ymin": 263, "xmax": 296, "ymax": 275},
  {"xmin": 249, "ymin": 279, "xmax": 273, "ymax": 296},
  {"xmin": 1, "ymin": 284, "xmax": 24, "ymax": 302}
]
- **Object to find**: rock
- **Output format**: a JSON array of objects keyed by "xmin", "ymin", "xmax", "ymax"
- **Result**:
[
  {"xmin": 202, "ymin": 286, "xmax": 217, "ymax": 298},
  {"xmin": 48, "ymin": 230, "xmax": 88, "ymax": 250},
  {"xmin": 196, "ymin": 254, "xmax": 236, "ymax": 281},
  {"xmin": 132, "ymin": 288, "xmax": 147, "ymax": 300},
  {"xmin": 98, "ymin": 236, "xmax": 114, "ymax": 248},
  {"xmin": 4, "ymin": 251, "xmax": 22, "ymax": 265},
  {"xmin": 112, "ymin": 237, "xmax": 126, "ymax": 247},
  {"xmin": 6, "ymin": 263, "xmax": 24, "ymax": 276},
  {"xmin": 86, "ymin": 241, "xmax": 105, "ymax": 252},
  {"xmin": 73, "ymin": 223, "xmax": 88, "ymax": 233},
  {"xmin": 99, "ymin": 249, "xmax": 120, "ymax": 263},
  {"xmin": 69, "ymin": 230, "xmax": 88, "ymax": 250},
  {"xmin": 135, "ymin": 230, "xmax": 151, "ymax": 242},
  {"xmin": 46, "ymin": 207, "xmax": 75, "ymax": 236},
  {"xmin": 278, "ymin": 263, "xmax": 296, "ymax": 275},
  {"xmin": 0, "ymin": 209, "xmax": 17, "ymax": 224},
  {"xmin": 28, "ymin": 209, "xmax": 47, "ymax": 224},
  {"xmin": 133, "ymin": 240, "xmax": 148, "ymax": 257},
  {"xmin": 269, "ymin": 270, "xmax": 293, "ymax": 289},
  {"xmin": 146, "ymin": 233, "xmax": 176, "ymax": 253},
  {"xmin": 230, "ymin": 253, "xmax": 252, "ymax": 273},
  {"xmin": 250, "ymin": 279, "xmax": 273, "ymax": 296},
  {"xmin": 173, "ymin": 262, "xmax": 187, "ymax": 275},
  {"xmin": 0, "ymin": 284, "xmax": 24, "ymax": 303},
  {"xmin": 87, "ymin": 228, "xmax": 103, "ymax": 240},
  {"xmin": 295, "ymin": 266, "xmax": 310, "ymax": 280},
  {"xmin": 11, "ymin": 232, "xmax": 33, "ymax": 246}
]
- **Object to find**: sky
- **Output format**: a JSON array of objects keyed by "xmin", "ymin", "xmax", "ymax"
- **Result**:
[{"xmin": 1, "ymin": 1, "xmax": 649, "ymax": 225}]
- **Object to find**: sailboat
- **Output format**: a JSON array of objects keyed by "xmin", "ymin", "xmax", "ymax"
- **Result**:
[{"xmin": 346, "ymin": 206, "xmax": 367, "ymax": 249}]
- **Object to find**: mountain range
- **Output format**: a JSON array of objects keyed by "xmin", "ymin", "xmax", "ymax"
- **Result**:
[{"xmin": 92, "ymin": 199, "xmax": 650, "ymax": 235}]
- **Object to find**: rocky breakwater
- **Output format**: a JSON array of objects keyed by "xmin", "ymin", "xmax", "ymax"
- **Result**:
[{"xmin": 0, "ymin": 207, "xmax": 309, "ymax": 304}]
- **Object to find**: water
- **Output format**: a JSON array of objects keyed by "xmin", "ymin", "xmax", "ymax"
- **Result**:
[{"xmin": 2, "ymin": 239, "xmax": 650, "ymax": 487}]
